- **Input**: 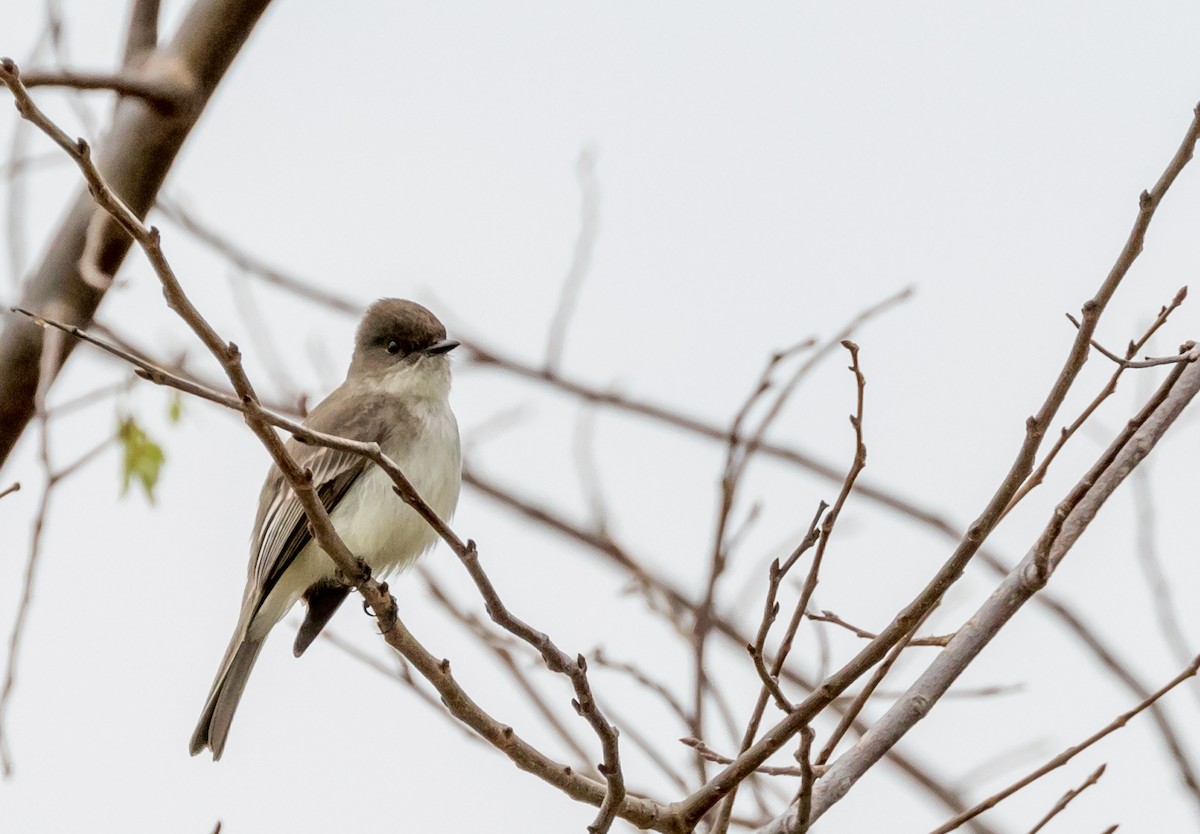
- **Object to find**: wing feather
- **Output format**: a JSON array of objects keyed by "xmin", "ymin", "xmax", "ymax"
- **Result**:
[
  {"xmin": 245, "ymin": 383, "xmax": 409, "ymax": 608},
  {"xmin": 252, "ymin": 447, "xmax": 366, "ymax": 600}
]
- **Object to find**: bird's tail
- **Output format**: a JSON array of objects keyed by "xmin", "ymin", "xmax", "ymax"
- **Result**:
[{"xmin": 189, "ymin": 621, "xmax": 265, "ymax": 760}]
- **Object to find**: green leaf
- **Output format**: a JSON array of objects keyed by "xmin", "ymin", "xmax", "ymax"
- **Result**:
[
  {"xmin": 118, "ymin": 417, "xmax": 165, "ymax": 504},
  {"xmin": 167, "ymin": 392, "xmax": 183, "ymax": 424}
]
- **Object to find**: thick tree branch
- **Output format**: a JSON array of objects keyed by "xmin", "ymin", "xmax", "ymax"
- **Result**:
[
  {"xmin": 121, "ymin": 0, "xmax": 161, "ymax": 68},
  {"xmin": 0, "ymin": 0, "xmax": 274, "ymax": 472}
]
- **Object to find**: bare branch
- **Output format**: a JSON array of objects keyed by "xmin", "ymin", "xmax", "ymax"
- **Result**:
[
  {"xmin": 926, "ymin": 656, "xmax": 1199, "ymax": 834},
  {"xmin": 680, "ymin": 737, "xmax": 821, "ymax": 779},
  {"xmin": 593, "ymin": 648, "xmax": 692, "ymax": 732},
  {"xmin": 465, "ymin": 466, "xmax": 999, "ymax": 832},
  {"xmin": 714, "ymin": 342, "xmax": 869, "ymax": 832},
  {"xmin": 121, "ymin": 0, "xmax": 161, "ymax": 68},
  {"xmin": 1, "ymin": 75, "xmax": 638, "ymax": 832},
  {"xmin": 155, "ymin": 197, "xmax": 362, "ymax": 314},
  {"xmin": 745, "ymin": 504, "xmax": 825, "ymax": 715},
  {"xmin": 0, "ymin": 483, "xmax": 18, "ymax": 500},
  {"xmin": 316, "ymin": 629, "xmax": 481, "ymax": 745},
  {"xmin": 545, "ymin": 147, "xmax": 600, "ymax": 372},
  {"xmin": 791, "ymin": 726, "xmax": 816, "ymax": 834},
  {"xmin": 807, "ymin": 609, "xmax": 952, "ymax": 647},
  {"xmin": 675, "ymin": 99, "xmax": 1200, "ymax": 831},
  {"xmin": 696, "ymin": 338, "xmax": 814, "ymax": 778},
  {"xmin": 802, "ymin": 356, "xmax": 1200, "ymax": 827},
  {"xmin": 0, "ymin": 0, "xmax": 275, "ymax": 470},
  {"xmin": 154, "ymin": 141, "xmax": 1199, "ymax": 799},
  {"xmin": 1130, "ymin": 454, "xmax": 1197, "ymax": 706},
  {"xmin": 420, "ymin": 569, "xmax": 597, "ymax": 773},
  {"xmin": 603, "ymin": 703, "xmax": 691, "ymax": 796},
  {"xmin": 1065, "ymin": 311, "xmax": 1198, "ymax": 368},
  {"xmin": 1002, "ymin": 285, "xmax": 1188, "ymax": 518},
  {"xmin": 0, "ymin": 478, "xmax": 48, "ymax": 777},
  {"xmin": 18, "ymin": 68, "xmax": 187, "ymax": 110},
  {"xmin": 362, "ymin": 608, "xmax": 674, "ymax": 831},
  {"xmin": 814, "ymin": 612, "xmax": 931, "ymax": 768},
  {"xmin": 1025, "ymin": 764, "xmax": 1106, "ymax": 834},
  {"xmin": 0, "ymin": 320, "xmax": 113, "ymax": 775}
]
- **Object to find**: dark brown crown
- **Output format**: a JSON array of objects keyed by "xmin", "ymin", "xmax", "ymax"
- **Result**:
[{"xmin": 354, "ymin": 299, "xmax": 447, "ymax": 358}]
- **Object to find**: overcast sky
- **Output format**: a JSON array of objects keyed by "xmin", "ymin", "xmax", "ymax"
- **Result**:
[{"xmin": 3, "ymin": 2, "xmax": 1200, "ymax": 832}]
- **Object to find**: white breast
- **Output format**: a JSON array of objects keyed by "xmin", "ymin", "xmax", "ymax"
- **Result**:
[
  {"xmin": 335, "ymin": 397, "xmax": 462, "ymax": 575},
  {"xmin": 253, "ymin": 389, "xmax": 461, "ymax": 632}
]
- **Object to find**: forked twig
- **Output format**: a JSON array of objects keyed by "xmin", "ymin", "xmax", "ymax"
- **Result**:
[{"xmin": 927, "ymin": 657, "xmax": 1199, "ymax": 834}]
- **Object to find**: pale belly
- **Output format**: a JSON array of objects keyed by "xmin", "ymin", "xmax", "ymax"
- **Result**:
[{"xmin": 251, "ymin": 411, "xmax": 461, "ymax": 634}]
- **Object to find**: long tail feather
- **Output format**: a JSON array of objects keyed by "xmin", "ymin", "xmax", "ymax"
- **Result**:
[{"xmin": 189, "ymin": 631, "xmax": 265, "ymax": 759}]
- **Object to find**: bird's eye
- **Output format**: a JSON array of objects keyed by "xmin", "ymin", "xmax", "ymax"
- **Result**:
[{"xmin": 386, "ymin": 339, "xmax": 401, "ymax": 355}]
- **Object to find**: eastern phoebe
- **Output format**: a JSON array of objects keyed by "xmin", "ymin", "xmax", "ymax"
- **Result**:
[{"xmin": 189, "ymin": 299, "xmax": 462, "ymax": 759}]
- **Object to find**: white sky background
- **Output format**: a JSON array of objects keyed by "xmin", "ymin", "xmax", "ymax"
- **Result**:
[{"xmin": 2, "ymin": 1, "xmax": 1200, "ymax": 832}]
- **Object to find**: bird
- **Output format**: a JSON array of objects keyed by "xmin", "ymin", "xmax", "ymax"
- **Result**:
[{"xmin": 189, "ymin": 298, "xmax": 462, "ymax": 759}]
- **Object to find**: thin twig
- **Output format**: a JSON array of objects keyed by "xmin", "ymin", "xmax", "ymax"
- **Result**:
[
  {"xmin": 1025, "ymin": 763, "xmax": 1106, "ymax": 834},
  {"xmin": 419, "ymin": 569, "xmax": 597, "ymax": 773},
  {"xmin": 464, "ymin": 466, "xmax": 998, "ymax": 832},
  {"xmin": 1065, "ymin": 312, "xmax": 1198, "ymax": 369},
  {"xmin": 183, "ymin": 207, "xmax": 1198, "ymax": 809},
  {"xmin": 601, "ymin": 702, "xmax": 691, "ymax": 795},
  {"xmin": 545, "ymin": 147, "xmax": 600, "ymax": 372},
  {"xmin": 790, "ymin": 727, "xmax": 816, "ymax": 834},
  {"xmin": 680, "ymin": 99, "xmax": 1200, "ymax": 831},
  {"xmin": 12, "ymin": 311, "xmax": 638, "ymax": 830},
  {"xmin": 0, "ymin": 483, "xmax": 18, "ymax": 500},
  {"xmin": 0, "ymin": 477, "xmax": 48, "ymax": 778},
  {"xmin": 155, "ymin": 197, "xmax": 362, "ymax": 314},
  {"xmin": 815, "ymin": 611, "xmax": 932, "ymax": 767},
  {"xmin": 807, "ymin": 609, "xmax": 952, "ymax": 647},
  {"xmin": 797, "ymin": 357, "xmax": 1200, "ymax": 831},
  {"xmin": 573, "ymin": 408, "xmax": 611, "ymax": 537},
  {"xmin": 927, "ymin": 657, "xmax": 1199, "ymax": 834},
  {"xmin": 1004, "ymin": 286, "xmax": 1188, "ymax": 517},
  {"xmin": 748, "ymin": 504, "xmax": 826, "ymax": 714},
  {"xmin": 18, "ymin": 69, "xmax": 187, "ymax": 110},
  {"xmin": 680, "ymin": 737, "xmax": 822, "ymax": 779},
  {"xmin": 44, "ymin": 377, "xmax": 133, "ymax": 419},
  {"xmin": 695, "ymin": 340, "xmax": 809, "ymax": 779},
  {"xmin": 315, "ymin": 629, "xmax": 480, "ymax": 743},
  {"xmin": 0, "ymin": 319, "xmax": 112, "ymax": 775},
  {"xmin": 226, "ymin": 267, "xmax": 303, "ymax": 400},
  {"xmin": 593, "ymin": 648, "xmax": 692, "ymax": 732},
  {"xmin": 1130, "ymin": 454, "xmax": 1198, "ymax": 706},
  {"xmin": 0, "ymin": 322, "xmax": 59, "ymax": 776},
  {"xmin": 715, "ymin": 342, "xmax": 869, "ymax": 833}
]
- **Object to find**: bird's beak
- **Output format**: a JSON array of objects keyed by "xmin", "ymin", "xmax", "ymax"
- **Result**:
[{"xmin": 425, "ymin": 339, "xmax": 460, "ymax": 356}]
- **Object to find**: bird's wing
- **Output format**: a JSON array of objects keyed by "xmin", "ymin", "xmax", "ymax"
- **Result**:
[
  {"xmin": 251, "ymin": 444, "xmax": 367, "ymax": 601},
  {"xmin": 248, "ymin": 385, "xmax": 407, "ymax": 604}
]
